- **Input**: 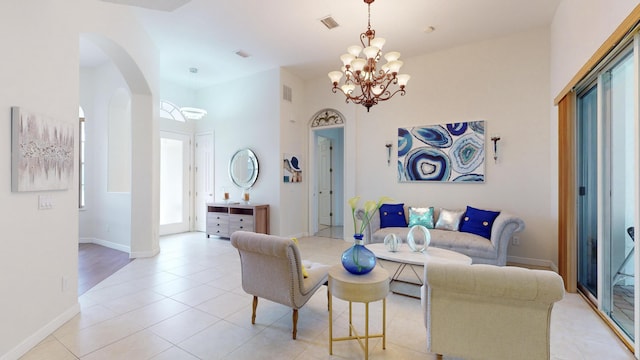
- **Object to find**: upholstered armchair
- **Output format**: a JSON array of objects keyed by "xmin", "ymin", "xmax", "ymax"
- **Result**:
[
  {"xmin": 422, "ymin": 262, "xmax": 564, "ymax": 360},
  {"xmin": 230, "ymin": 231, "xmax": 330, "ymax": 339}
]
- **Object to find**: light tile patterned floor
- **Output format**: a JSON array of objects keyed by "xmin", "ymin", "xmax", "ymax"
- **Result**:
[{"xmin": 20, "ymin": 232, "xmax": 634, "ymax": 360}]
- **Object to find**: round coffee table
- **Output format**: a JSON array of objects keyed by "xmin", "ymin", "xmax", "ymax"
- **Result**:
[
  {"xmin": 368, "ymin": 243, "xmax": 472, "ymax": 297},
  {"xmin": 328, "ymin": 264, "xmax": 389, "ymax": 360}
]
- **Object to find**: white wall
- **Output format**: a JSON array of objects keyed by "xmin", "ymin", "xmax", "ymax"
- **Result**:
[
  {"xmin": 280, "ymin": 69, "xmax": 309, "ymax": 237},
  {"xmin": 550, "ymin": 0, "xmax": 638, "ymax": 97},
  {"xmin": 306, "ymin": 28, "xmax": 555, "ymax": 265},
  {"xmin": 79, "ymin": 63, "xmax": 132, "ymax": 251},
  {"xmin": 198, "ymin": 69, "xmax": 282, "ymax": 234},
  {"xmin": 0, "ymin": 0, "xmax": 160, "ymax": 358},
  {"xmin": 0, "ymin": 2, "xmax": 80, "ymax": 357}
]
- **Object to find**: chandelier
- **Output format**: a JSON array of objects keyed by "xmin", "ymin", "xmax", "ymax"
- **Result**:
[{"xmin": 328, "ymin": 0, "xmax": 410, "ymax": 112}]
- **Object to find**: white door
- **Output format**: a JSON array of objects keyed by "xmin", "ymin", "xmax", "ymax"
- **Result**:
[
  {"xmin": 318, "ymin": 136, "xmax": 332, "ymax": 226},
  {"xmin": 195, "ymin": 133, "xmax": 214, "ymax": 232},
  {"xmin": 160, "ymin": 131, "xmax": 191, "ymax": 235}
]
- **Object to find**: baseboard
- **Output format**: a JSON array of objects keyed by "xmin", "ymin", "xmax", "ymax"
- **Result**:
[
  {"xmin": 79, "ymin": 237, "xmax": 130, "ymax": 254},
  {"xmin": 130, "ymin": 246, "xmax": 160, "ymax": 259},
  {"xmin": 1, "ymin": 302, "xmax": 80, "ymax": 360},
  {"xmin": 289, "ymin": 232, "xmax": 309, "ymax": 239},
  {"xmin": 507, "ymin": 255, "xmax": 559, "ymax": 272}
]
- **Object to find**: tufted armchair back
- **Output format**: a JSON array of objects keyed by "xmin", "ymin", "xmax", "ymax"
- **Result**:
[
  {"xmin": 230, "ymin": 231, "xmax": 329, "ymax": 339},
  {"xmin": 422, "ymin": 262, "xmax": 564, "ymax": 360}
]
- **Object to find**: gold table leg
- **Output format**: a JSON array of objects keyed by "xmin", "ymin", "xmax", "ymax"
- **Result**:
[{"xmin": 328, "ymin": 289, "xmax": 333, "ymax": 355}]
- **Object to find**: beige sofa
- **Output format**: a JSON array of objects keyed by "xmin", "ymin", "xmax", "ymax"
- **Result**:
[
  {"xmin": 361, "ymin": 207, "xmax": 525, "ymax": 266},
  {"xmin": 421, "ymin": 261, "xmax": 565, "ymax": 359}
]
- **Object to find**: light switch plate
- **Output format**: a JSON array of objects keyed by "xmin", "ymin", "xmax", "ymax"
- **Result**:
[{"xmin": 38, "ymin": 195, "xmax": 53, "ymax": 210}]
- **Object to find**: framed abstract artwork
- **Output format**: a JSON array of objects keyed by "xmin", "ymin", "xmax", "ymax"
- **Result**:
[
  {"xmin": 11, "ymin": 107, "xmax": 75, "ymax": 192},
  {"xmin": 398, "ymin": 120, "xmax": 485, "ymax": 183},
  {"xmin": 283, "ymin": 153, "xmax": 302, "ymax": 183}
]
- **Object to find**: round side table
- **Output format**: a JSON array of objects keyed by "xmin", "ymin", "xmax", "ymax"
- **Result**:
[{"xmin": 328, "ymin": 264, "xmax": 389, "ymax": 360}]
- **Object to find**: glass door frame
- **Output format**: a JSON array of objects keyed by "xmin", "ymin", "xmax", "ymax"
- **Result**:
[{"xmin": 573, "ymin": 33, "xmax": 640, "ymax": 354}]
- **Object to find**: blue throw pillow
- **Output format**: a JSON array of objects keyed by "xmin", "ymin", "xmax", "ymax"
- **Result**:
[
  {"xmin": 379, "ymin": 203, "xmax": 407, "ymax": 228},
  {"xmin": 459, "ymin": 206, "xmax": 501, "ymax": 240}
]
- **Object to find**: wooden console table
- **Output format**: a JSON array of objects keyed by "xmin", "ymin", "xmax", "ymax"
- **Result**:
[{"xmin": 206, "ymin": 203, "xmax": 269, "ymax": 238}]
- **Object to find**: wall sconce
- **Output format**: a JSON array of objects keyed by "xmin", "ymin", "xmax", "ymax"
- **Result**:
[
  {"xmin": 490, "ymin": 136, "xmax": 501, "ymax": 163},
  {"xmin": 385, "ymin": 142, "xmax": 393, "ymax": 166}
]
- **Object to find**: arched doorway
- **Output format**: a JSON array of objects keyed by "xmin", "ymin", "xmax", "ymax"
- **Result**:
[
  {"xmin": 309, "ymin": 109, "xmax": 345, "ymax": 239},
  {"xmin": 79, "ymin": 33, "xmax": 158, "ymax": 258}
]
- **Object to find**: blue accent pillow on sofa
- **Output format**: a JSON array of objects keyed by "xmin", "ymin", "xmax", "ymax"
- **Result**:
[
  {"xmin": 459, "ymin": 206, "xmax": 501, "ymax": 240},
  {"xmin": 379, "ymin": 203, "xmax": 407, "ymax": 228}
]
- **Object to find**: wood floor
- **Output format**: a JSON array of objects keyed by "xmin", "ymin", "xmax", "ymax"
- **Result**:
[{"xmin": 78, "ymin": 243, "xmax": 132, "ymax": 296}]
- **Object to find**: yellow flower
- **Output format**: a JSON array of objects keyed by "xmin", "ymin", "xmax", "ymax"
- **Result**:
[
  {"xmin": 348, "ymin": 196, "xmax": 393, "ymax": 235},
  {"xmin": 348, "ymin": 196, "xmax": 361, "ymax": 210}
]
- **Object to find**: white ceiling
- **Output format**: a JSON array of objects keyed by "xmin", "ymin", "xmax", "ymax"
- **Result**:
[{"xmin": 81, "ymin": 0, "xmax": 561, "ymax": 90}]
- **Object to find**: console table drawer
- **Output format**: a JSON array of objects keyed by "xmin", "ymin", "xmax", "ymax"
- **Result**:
[
  {"xmin": 207, "ymin": 213, "xmax": 229, "ymax": 237},
  {"xmin": 230, "ymin": 215, "xmax": 254, "ymax": 232},
  {"xmin": 207, "ymin": 212, "xmax": 229, "ymax": 221}
]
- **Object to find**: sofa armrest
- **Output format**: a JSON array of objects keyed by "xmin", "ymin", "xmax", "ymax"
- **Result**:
[{"xmin": 490, "ymin": 212, "xmax": 525, "ymax": 266}]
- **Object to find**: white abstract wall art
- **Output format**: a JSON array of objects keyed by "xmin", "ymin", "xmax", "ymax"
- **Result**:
[
  {"xmin": 11, "ymin": 107, "xmax": 75, "ymax": 192},
  {"xmin": 398, "ymin": 120, "xmax": 485, "ymax": 183}
]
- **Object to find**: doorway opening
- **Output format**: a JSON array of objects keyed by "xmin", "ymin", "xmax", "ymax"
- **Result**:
[
  {"xmin": 160, "ymin": 131, "xmax": 192, "ymax": 235},
  {"xmin": 310, "ymin": 109, "xmax": 345, "ymax": 240}
]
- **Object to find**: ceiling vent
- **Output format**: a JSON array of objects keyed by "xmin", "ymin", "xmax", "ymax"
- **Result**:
[
  {"xmin": 283, "ymin": 85, "xmax": 293, "ymax": 102},
  {"xmin": 320, "ymin": 16, "xmax": 340, "ymax": 30},
  {"xmin": 235, "ymin": 50, "xmax": 251, "ymax": 58}
]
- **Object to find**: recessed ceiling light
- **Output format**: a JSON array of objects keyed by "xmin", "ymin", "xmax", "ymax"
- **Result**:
[{"xmin": 424, "ymin": 26, "xmax": 436, "ymax": 33}]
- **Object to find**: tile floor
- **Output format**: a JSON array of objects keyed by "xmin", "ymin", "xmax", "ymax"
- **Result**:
[{"xmin": 20, "ymin": 232, "xmax": 634, "ymax": 360}]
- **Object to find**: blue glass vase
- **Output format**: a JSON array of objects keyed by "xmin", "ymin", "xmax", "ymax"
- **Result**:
[{"xmin": 341, "ymin": 234, "xmax": 376, "ymax": 275}]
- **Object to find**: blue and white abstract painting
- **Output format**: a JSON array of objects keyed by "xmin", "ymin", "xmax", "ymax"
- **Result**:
[{"xmin": 398, "ymin": 121, "xmax": 485, "ymax": 183}]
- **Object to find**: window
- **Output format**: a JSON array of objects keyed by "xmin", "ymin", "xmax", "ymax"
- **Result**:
[{"xmin": 160, "ymin": 100, "xmax": 186, "ymax": 122}]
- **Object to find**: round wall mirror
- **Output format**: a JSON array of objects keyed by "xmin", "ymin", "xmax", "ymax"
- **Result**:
[{"xmin": 229, "ymin": 148, "xmax": 259, "ymax": 189}]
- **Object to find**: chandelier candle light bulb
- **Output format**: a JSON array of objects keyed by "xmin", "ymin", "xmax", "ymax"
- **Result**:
[{"xmin": 328, "ymin": 0, "xmax": 409, "ymax": 112}]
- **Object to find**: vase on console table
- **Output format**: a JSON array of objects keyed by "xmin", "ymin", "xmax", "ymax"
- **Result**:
[{"xmin": 341, "ymin": 234, "xmax": 376, "ymax": 275}]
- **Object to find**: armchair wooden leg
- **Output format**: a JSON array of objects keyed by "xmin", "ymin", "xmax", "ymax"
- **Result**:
[
  {"xmin": 436, "ymin": 354, "xmax": 443, "ymax": 360},
  {"xmin": 292, "ymin": 309, "xmax": 298, "ymax": 339},
  {"xmin": 252, "ymin": 296, "xmax": 258, "ymax": 324}
]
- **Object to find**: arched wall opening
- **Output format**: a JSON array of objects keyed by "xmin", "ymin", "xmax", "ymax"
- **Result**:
[{"xmin": 79, "ymin": 33, "xmax": 159, "ymax": 258}]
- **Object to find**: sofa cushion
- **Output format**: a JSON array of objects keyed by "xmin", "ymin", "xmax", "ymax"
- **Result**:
[
  {"xmin": 408, "ymin": 207, "xmax": 435, "ymax": 228},
  {"xmin": 459, "ymin": 206, "xmax": 501, "ymax": 240},
  {"xmin": 435, "ymin": 208, "xmax": 464, "ymax": 231},
  {"xmin": 379, "ymin": 203, "xmax": 408, "ymax": 228}
]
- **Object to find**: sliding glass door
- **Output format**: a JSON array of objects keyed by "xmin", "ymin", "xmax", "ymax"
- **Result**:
[
  {"xmin": 602, "ymin": 51, "xmax": 635, "ymax": 340},
  {"xmin": 577, "ymin": 84, "xmax": 598, "ymax": 298},
  {"xmin": 576, "ymin": 45, "xmax": 636, "ymax": 343}
]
